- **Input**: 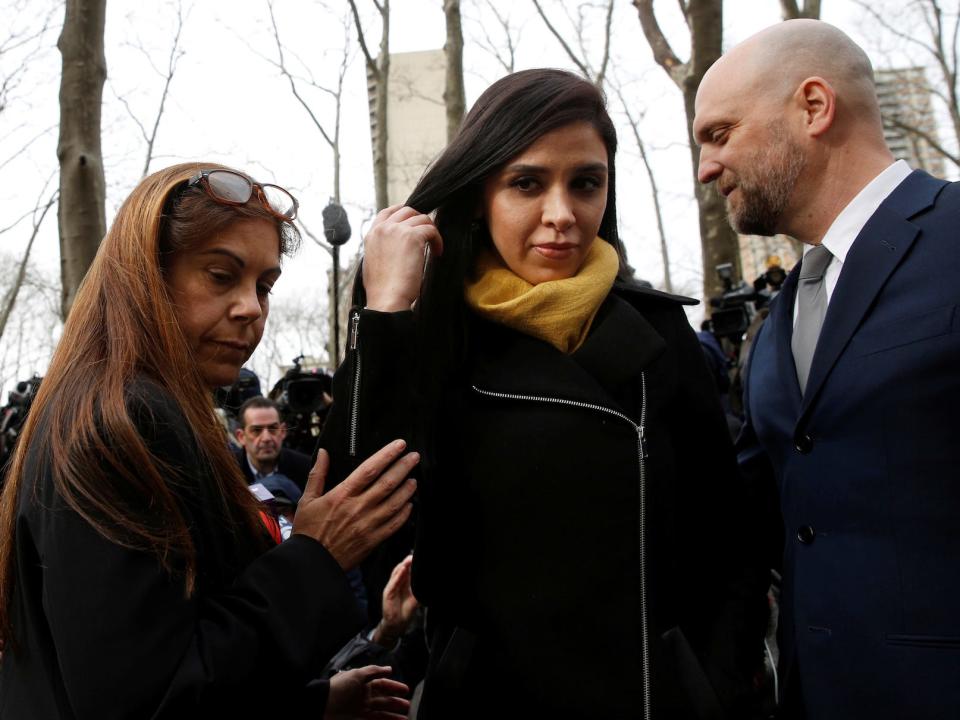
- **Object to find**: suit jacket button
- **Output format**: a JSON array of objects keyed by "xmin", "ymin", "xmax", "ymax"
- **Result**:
[
  {"xmin": 794, "ymin": 433, "xmax": 814, "ymax": 454},
  {"xmin": 797, "ymin": 525, "xmax": 816, "ymax": 544}
]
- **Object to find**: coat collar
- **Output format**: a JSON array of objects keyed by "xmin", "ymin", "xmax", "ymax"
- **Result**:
[
  {"xmin": 468, "ymin": 290, "xmax": 667, "ymax": 409},
  {"xmin": 796, "ymin": 170, "xmax": 947, "ymax": 421}
]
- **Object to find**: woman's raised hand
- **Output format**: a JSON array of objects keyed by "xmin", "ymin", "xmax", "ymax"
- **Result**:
[
  {"xmin": 293, "ymin": 441, "xmax": 418, "ymax": 570},
  {"xmin": 363, "ymin": 205, "xmax": 443, "ymax": 312}
]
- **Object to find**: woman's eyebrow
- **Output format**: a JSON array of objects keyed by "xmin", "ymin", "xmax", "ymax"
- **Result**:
[
  {"xmin": 502, "ymin": 162, "xmax": 608, "ymax": 174},
  {"xmin": 199, "ymin": 248, "xmax": 282, "ymax": 276},
  {"xmin": 503, "ymin": 163, "xmax": 546, "ymax": 174},
  {"xmin": 200, "ymin": 248, "xmax": 245, "ymax": 267}
]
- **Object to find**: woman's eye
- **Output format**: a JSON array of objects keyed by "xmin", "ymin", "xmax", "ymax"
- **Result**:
[
  {"xmin": 510, "ymin": 177, "xmax": 538, "ymax": 192},
  {"xmin": 208, "ymin": 269, "xmax": 233, "ymax": 284},
  {"xmin": 573, "ymin": 176, "xmax": 603, "ymax": 192},
  {"xmin": 257, "ymin": 283, "xmax": 274, "ymax": 298}
]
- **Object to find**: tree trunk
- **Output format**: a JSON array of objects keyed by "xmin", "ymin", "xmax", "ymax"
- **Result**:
[
  {"xmin": 443, "ymin": 0, "xmax": 465, "ymax": 142},
  {"xmin": 348, "ymin": 0, "xmax": 390, "ymax": 209},
  {"xmin": 373, "ymin": 2, "xmax": 390, "ymax": 211},
  {"xmin": 780, "ymin": 0, "xmax": 822, "ymax": 20},
  {"xmin": 635, "ymin": 0, "xmax": 740, "ymax": 300},
  {"xmin": 56, "ymin": 0, "xmax": 107, "ymax": 320},
  {"xmin": 373, "ymin": 58, "xmax": 389, "ymax": 210}
]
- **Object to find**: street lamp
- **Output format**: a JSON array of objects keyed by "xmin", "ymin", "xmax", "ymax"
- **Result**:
[{"xmin": 322, "ymin": 200, "xmax": 351, "ymax": 364}]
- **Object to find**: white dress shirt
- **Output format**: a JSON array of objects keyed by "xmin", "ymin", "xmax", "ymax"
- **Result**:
[{"xmin": 794, "ymin": 160, "xmax": 913, "ymax": 326}]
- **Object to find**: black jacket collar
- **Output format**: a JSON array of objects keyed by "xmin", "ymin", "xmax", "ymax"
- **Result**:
[{"xmin": 468, "ymin": 287, "xmax": 671, "ymax": 408}]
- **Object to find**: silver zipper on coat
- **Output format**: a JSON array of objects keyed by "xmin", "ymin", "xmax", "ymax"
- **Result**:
[
  {"xmin": 348, "ymin": 311, "xmax": 361, "ymax": 457},
  {"xmin": 471, "ymin": 374, "xmax": 651, "ymax": 719}
]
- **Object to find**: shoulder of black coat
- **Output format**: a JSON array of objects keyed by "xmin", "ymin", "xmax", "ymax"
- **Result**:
[{"xmin": 613, "ymin": 278, "xmax": 700, "ymax": 306}]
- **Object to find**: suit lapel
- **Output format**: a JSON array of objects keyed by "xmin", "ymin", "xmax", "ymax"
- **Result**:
[
  {"xmin": 798, "ymin": 171, "xmax": 946, "ymax": 421},
  {"xmin": 773, "ymin": 262, "xmax": 804, "ymax": 411}
]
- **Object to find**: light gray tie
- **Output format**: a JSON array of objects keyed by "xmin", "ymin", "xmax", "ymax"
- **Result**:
[{"xmin": 792, "ymin": 244, "xmax": 833, "ymax": 394}]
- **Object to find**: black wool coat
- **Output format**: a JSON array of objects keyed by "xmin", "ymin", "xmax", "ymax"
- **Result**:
[
  {"xmin": 320, "ymin": 282, "xmax": 769, "ymax": 720},
  {"xmin": 0, "ymin": 378, "xmax": 364, "ymax": 719}
]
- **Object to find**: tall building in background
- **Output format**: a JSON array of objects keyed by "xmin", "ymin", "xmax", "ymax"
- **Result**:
[
  {"xmin": 875, "ymin": 66, "xmax": 946, "ymax": 177},
  {"xmin": 367, "ymin": 49, "xmax": 448, "ymax": 207}
]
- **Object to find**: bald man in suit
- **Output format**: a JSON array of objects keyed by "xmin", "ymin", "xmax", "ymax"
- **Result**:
[{"xmin": 694, "ymin": 19, "xmax": 960, "ymax": 720}]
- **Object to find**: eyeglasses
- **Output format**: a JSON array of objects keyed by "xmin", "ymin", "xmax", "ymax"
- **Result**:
[{"xmin": 188, "ymin": 169, "xmax": 299, "ymax": 221}]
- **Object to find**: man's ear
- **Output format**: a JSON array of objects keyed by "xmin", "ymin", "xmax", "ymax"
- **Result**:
[
  {"xmin": 234, "ymin": 426, "xmax": 245, "ymax": 443},
  {"xmin": 278, "ymin": 423, "xmax": 287, "ymax": 442},
  {"xmin": 795, "ymin": 76, "xmax": 836, "ymax": 138}
]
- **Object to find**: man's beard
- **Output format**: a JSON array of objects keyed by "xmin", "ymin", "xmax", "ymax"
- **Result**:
[{"xmin": 726, "ymin": 126, "xmax": 805, "ymax": 236}]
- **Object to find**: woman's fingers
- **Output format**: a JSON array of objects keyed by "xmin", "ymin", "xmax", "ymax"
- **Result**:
[
  {"xmin": 359, "ymin": 452, "xmax": 420, "ymax": 503},
  {"xmin": 374, "ymin": 204, "xmax": 404, "ymax": 224},
  {"xmin": 339, "ymin": 440, "xmax": 414, "ymax": 495},
  {"xmin": 368, "ymin": 499, "xmax": 414, "ymax": 547},
  {"xmin": 302, "ymin": 448, "xmax": 329, "ymax": 501},
  {"xmin": 367, "ymin": 676, "xmax": 410, "ymax": 696}
]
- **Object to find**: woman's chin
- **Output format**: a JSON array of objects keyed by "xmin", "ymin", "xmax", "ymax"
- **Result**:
[{"xmin": 201, "ymin": 363, "xmax": 243, "ymax": 391}]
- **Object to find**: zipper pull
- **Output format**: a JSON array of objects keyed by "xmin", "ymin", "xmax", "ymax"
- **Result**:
[
  {"xmin": 349, "ymin": 312, "xmax": 360, "ymax": 350},
  {"xmin": 638, "ymin": 425, "xmax": 649, "ymax": 459}
]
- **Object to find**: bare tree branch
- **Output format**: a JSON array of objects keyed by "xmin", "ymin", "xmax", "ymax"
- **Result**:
[
  {"xmin": 610, "ymin": 79, "xmax": 673, "ymax": 291},
  {"xmin": 594, "ymin": 0, "xmax": 615, "ymax": 88},
  {"xmin": 297, "ymin": 218, "xmax": 334, "ymax": 257},
  {"xmin": 856, "ymin": 0, "xmax": 960, "ymax": 169},
  {"xmin": 633, "ymin": 0, "xmax": 686, "ymax": 88},
  {"xmin": 531, "ymin": 0, "xmax": 591, "ymax": 79},
  {"xmin": 0, "ymin": 191, "xmax": 57, "ymax": 343},
  {"xmin": 347, "ymin": 0, "xmax": 378, "ymax": 73},
  {"xmin": 0, "ymin": 123, "xmax": 57, "ymax": 173},
  {"xmin": 141, "ymin": 0, "xmax": 187, "ymax": 177},
  {"xmin": 110, "ymin": 83, "xmax": 150, "ymax": 143},
  {"xmin": 853, "ymin": 0, "xmax": 947, "ymax": 62},
  {"xmin": 470, "ymin": 0, "xmax": 518, "ymax": 74},
  {"xmin": 886, "ymin": 113, "xmax": 960, "ymax": 166},
  {"xmin": 266, "ymin": 0, "xmax": 336, "ymax": 148}
]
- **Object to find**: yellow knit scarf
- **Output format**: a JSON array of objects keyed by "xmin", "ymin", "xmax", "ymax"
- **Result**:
[{"xmin": 464, "ymin": 239, "xmax": 619, "ymax": 354}]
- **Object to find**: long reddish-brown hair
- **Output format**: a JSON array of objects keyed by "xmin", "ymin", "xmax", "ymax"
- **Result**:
[{"xmin": 0, "ymin": 162, "xmax": 300, "ymax": 643}]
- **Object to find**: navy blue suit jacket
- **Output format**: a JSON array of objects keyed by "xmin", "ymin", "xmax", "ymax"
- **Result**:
[{"xmin": 740, "ymin": 170, "xmax": 960, "ymax": 719}]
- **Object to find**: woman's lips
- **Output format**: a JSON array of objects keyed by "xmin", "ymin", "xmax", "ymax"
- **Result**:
[
  {"xmin": 212, "ymin": 340, "xmax": 250, "ymax": 354},
  {"xmin": 534, "ymin": 243, "xmax": 577, "ymax": 260}
]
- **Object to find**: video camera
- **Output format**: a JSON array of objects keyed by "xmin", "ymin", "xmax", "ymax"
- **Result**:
[
  {"xmin": 268, "ymin": 355, "xmax": 333, "ymax": 456},
  {"xmin": 707, "ymin": 259, "xmax": 787, "ymax": 344},
  {"xmin": 1, "ymin": 374, "xmax": 42, "ymax": 479}
]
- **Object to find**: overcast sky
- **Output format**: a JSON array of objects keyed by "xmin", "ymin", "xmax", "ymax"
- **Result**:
[{"xmin": 0, "ymin": 0, "xmax": 943, "ymax": 394}]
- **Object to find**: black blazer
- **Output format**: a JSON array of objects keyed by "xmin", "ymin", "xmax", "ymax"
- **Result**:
[
  {"xmin": 0, "ymin": 379, "xmax": 363, "ymax": 719},
  {"xmin": 321, "ymin": 283, "xmax": 768, "ymax": 719},
  {"xmin": 740, "ymin": 170, "xmax": 960, "ymax": 719}
]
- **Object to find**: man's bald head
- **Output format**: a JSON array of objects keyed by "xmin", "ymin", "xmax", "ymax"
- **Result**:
[
  {"xmin": 698, "ymin": 19, "xmax": 882, "ymax": 134},
  {"xmin": 694, "ymin": 20, "xmax": 895, "ymax": 243}
]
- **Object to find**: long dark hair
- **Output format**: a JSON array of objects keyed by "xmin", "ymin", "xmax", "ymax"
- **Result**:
[
  {"xmin": 392, "ymin": 68, "xmax": 629, "ymax": 449},
  {"xmin": 0, "ymin": 163, "xmax": 298, "ymax": 643}
]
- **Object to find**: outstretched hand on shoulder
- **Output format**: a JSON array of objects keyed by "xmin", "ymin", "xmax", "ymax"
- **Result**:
[{"xmin": 293, "ymin": 441, "xmax": 418, "ymax": 571}]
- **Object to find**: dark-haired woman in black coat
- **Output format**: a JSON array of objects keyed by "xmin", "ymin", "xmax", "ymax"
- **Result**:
[{"xmin": 320, "ymin": 69, "xmax": 768, "ymax": 719}]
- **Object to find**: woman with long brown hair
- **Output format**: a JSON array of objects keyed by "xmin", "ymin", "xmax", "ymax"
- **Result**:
[{"xmin": 0, "ymin": 162, "xmax": 416, "ymax": 719}]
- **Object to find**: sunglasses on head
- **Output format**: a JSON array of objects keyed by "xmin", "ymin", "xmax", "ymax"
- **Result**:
[{"xmin": 187, "ymin": 169, "xmax": 299, "ymax": 222}]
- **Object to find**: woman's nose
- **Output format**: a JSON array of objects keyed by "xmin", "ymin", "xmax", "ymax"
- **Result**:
[
  {"xmin": 231, "ymin": 284, "xmax": 264, "ymax": 322},
  {"xmin": 542, "ymin": 188, "xmax": 575, "ymax": 231}
]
